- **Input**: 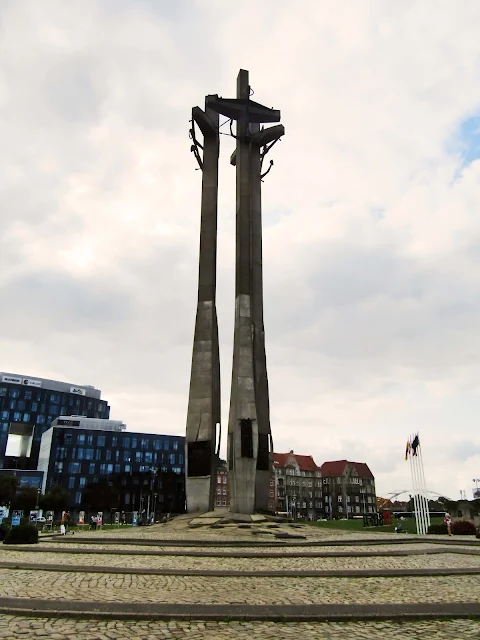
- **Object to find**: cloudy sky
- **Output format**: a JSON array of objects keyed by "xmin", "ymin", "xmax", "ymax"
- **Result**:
[{"xmin": 1, "ymin": 0, "xmax": 480, "ymax": 500}]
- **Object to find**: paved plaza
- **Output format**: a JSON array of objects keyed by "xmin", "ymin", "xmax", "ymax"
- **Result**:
[{"xmin": 0, "ymin": 517, "xmax": 479, "ymax": 638}]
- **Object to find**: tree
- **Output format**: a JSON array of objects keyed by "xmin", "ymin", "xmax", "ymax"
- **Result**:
[
  {"xmin": 12, "ymin": 487, "xmax": 38, "ymax": 511},
  {"xmin": 81, "ymin": 478, "xmax": 118, "ymax": 512},
  {"xmin": 376, "ymin": 497, "xmax": 393, "ymax": 510},
  {"xmin": 40, "ymin": 485, "xmax": 68, "ymax": 515},
  {"xmin": 0, "ymin": 476, "xmax": 19, "ymax": 507}
]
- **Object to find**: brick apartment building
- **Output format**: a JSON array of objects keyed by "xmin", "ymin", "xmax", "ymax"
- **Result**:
[
  {"xmin": 320, "ymin": 460, "xmax": 376, "ymax": 518},
  {"xmin": 273, "ymin": 451, "xmax": 322, "ymax": 520}
]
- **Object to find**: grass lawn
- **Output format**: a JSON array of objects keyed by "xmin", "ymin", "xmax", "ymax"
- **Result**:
[{"xmin": 306, "ymin": 516, "xmax": 444, "ymax": 534}]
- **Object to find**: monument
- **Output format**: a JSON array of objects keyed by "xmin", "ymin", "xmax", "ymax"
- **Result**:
[{"xmin": 186, "ymin": 70, "xmax": 285, "ymax": 514}]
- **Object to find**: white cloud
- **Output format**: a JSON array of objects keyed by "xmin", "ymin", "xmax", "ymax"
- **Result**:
[{"xmin": 1, "ymin": 0, "xmax": 480, "ymax": 499}]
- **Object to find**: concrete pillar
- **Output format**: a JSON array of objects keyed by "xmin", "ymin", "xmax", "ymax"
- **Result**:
[{"xmin": 185, "ymin": 97, "xmax": 220, "ymax": 513}]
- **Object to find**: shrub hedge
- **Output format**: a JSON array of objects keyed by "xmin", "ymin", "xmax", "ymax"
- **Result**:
[
  {"xmin": 451, "ymin": 520, "xmax": 476, "ymax": 535},
  {"xmin": 428, "ymin": 523, "xmax": 448, "ymax": 535},
  {"xmin": 3, "ymin": 524, "xmax": 39, "ymax": 545}
]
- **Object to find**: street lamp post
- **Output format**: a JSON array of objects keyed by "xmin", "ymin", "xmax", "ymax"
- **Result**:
[{"xmin": 292, "ymin": 494, "xmax": 297, "ymax": 520}]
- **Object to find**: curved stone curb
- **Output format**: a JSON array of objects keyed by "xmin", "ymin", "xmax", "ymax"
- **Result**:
[
  {"xmin": 1, "ymin": 561, "xmax": 480, "ymax": 578},
  {"xmin": 1, "ymin": 546, "xmax": 454, "ymax": 558},
  {"xmin": 0, "ymin": 597, "xmax": 479, "ymax": 621}
]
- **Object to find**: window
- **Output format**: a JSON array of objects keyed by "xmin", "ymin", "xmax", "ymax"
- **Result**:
[
  {"xmin": 65, "ymin": 434, "xmax": 72, "ymax": 445},
  {"xmin": 0, "ymin": 387, "xmax": 6, "ymax": 397},
  {"xmin": 337, "ymin": 495, "xmax": 342, "ymax": 503},
  {"xmin": 217, "ymin": 476, "xmax": 222, "ymax": 484},
  {"xmin": 124, "ymin": 493, "xmax": 130, "ymax": 505},
  {"xmin": 222, "ymin": 500, "xmax": 226, "ymax": 506},
  {"xmin": 0, "ymin": 411, "xmax": 8, "ymax": 419},
  {"xmin": 223, "ymin": 476, "xmax": 227, "ymax": 484},
  {"xmin": 17, "ymin": 401, "xmax": 26, "ymax": 411},
  {"xmin": 77, "ymin": 448, "xmax": 84, "ymax": 460},
  {"xmin": 125, "ymin": 465, "xmax": 131, "ymax": 473},
  {"xmin": 115, "ymin": 464, "xmax": 121, "ymax": 473},
  {"xmin": 12, "ymin": 412, "xmax": 21, "ymax": 421},
  {"xmin": 154, "ymin": 440, "xmax": 161, "ymax": 451},
  {"xmin": 87, "ymin": 435, "xmax": 93, "ymax": 446},
  {"xmin": 173, "ymin": 440, "xmax": 178, "ymax": 450},
  {"xmin": 89, "ymin": 463, "xmax": 95, "ymax": 474},
  {"xmin": 106, "ymin": 450, "xmax": 112, "ymax": 461},
  {"xmin": 217, "ymin": 487, "xmax": 221, "ymax": 495},
  {"xmin": 169, "ymin": 453, "xmax": 175, "ymax": 465},
  {"xmin": 141, "ymin": 438, "xmax": 148, "ymax": 449},
  {"xmin": 68, "ymin": 477, "xmax": 75, "ymax": 488},
  {"xmin": 74, "ymin": 492, "xmax": 82, "ymax": 505},
  {"xmin": 223, "ymin": 488, "xmax": 227, "ymax": 495},
  {"xmin": 269, "ymin": 489, "xmax": 274, "ymax": 497},
  {"xmin": 36, "ymin": 415, "xmax": 45, "ymax": 424},
  {"xmin": 77, "ymin": 434, "xmax": 85, "ymax": 445},
  {"xmin": 107, "ymin": 464, "xmax": 113, "ymax": 474},
  {"xmin": 163, "ymin": 440, "xmax": 169, "ymax": 450},
  {"xmin": 9, "ymin": 389, "xmax": 20, "ymax": 398},
  {"xmin": 31, "ymin": 402, "xmax": 38, "ymax": 411},
  {"xmin": 85, "ymin": 449, "xmax": 94, "ymax": 461},
  {"xmin": 100, "ymin": 464, "xmax": 106, "ymax": 474},
  {"xmin": 123, "ymin": 437, "xmax": 130, "ymax": 448},
  {"xmin": 79, "ymin": 477, "xmax": 86, "ymax": 489},
  {"xmin": 135, "ymin": 452, "xmax": 143, "ymax": 463},
  {"xmin": 96, "ymin": 449, "xmax": 102, "ymax": 460},
  {"xmin": 131, "ymin": 438, "xmax": 137, "ymax": 449},
  {"xmin": 323, "ymin": 478, "xmax": 329, "ymax": 484},
  {"xmin": 68, "ymin": 462, "xmax": 81, "ymax": 474},
  {"xmin": 178, "ymin": 454, "xmax": 184, "ymax": 465},
  {"xmin": 54, "ymin": 462, "xmax": 63, "ymax": 472},
  {"xmin": 145, "ymin": 452, "xmax": 153, "ymax": 464},
  {"xmin": 124, "ymin": 451, "xmax": 131, "ymax": 462},
  {"xmin": 97, "ymin": 435, "xmax": 105, "ymax": 447},
  {"xmin": 351, "ymin": 477, "xmax": 359, "ymax": 484},
  {"xmin": 112, "ymin": 437, "xmax": 117, "ymax": 447}
]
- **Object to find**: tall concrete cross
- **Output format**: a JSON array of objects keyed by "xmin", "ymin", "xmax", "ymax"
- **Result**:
[
  {"xmin": 185, "ymin": 96, "xmax": 221, "ymax": 513},
  {"xmin": 186, "ymin": 71, "xmax": 284, "ymax": 514}
]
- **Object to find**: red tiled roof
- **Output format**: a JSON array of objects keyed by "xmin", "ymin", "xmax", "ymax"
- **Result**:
[
  {"xmin": 321, "ymin": 460, "xmax": 374, "ymax": 479},
  {"xmin": 273, "ymin": 452, "xmax": 320, "ymax": 472}
]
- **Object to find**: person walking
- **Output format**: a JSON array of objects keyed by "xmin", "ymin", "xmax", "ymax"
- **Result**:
[{"xmin": 444, "ymin": 512, "xmax": 453, "ymax": 536}]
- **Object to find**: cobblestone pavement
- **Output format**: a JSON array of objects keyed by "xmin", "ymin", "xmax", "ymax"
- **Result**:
[
  {"xmin": 0, "ymin": 616, "xmax": 479, "ymax": 639},
  {"xmin": 0, "ymin": 569, "xmax": 478, "ymax": 604},
  {"xmin": 2, "ymin": 549, "xmax": 480, "ymax": 571}
]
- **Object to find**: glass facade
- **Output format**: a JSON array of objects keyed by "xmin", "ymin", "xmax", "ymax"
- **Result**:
[
  {"xmin": 45, "ymin": 427, "xmax": 185, "ymax": 513},
  {"xmin": 0, "ymin": 380, "xmax": 110, "ymax": 470}
]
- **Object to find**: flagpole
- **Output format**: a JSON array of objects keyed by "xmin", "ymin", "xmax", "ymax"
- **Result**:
[
  {"xmin": 417, "ymin": 440, "xmax": 431, "ymax": 529},
  {"xmin": 409, "ymin": 433, "xmax": 421, "ymax": 533}
]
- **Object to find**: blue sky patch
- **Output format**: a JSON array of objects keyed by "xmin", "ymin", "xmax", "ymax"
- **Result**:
[{"xmin": 455, "ymin": 115, "xmax": 480, "ymax": 165}]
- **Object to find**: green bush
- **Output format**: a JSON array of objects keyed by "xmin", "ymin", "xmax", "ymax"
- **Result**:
[
  {"xmin": 0, "ymin": 523, "xmax": 11, "ymax": 541},
  {"xmin": 428, "ymin": 523, "xmax": 448, "ymax": 534},
  {"xmin": 3, "ymin": 524, "xmax": 39, "ymax": 545},
  {"xmin": 452, "ymin": 520, "xmax": 476, "ymax": 535}
]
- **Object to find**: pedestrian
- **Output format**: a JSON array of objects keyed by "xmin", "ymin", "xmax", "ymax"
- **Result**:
[
  {"xmin": 444, "ymin": 512, "xmax": 453, "ymax": 536},
  {"xmin": 121, "ymin": 512, "xmax": 126, "ymax": 526},
  {"xmin": 61, "ymin": 511, "xmax": 69, "ymax": 534},
  {"xmin": 90, "ymin": 515, "xmax": 97, "ymax": 531}
]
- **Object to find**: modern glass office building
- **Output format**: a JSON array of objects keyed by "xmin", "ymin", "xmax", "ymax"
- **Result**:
[
  {"xmin": 0, "ymin": 372, "xmax": 110, "ymax": 470},
  {"xmin": 38, "ymin": 417, "xmax": 185, "ymax": 513}
]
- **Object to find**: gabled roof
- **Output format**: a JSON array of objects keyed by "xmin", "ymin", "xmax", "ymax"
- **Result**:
[
  {"xmin": 273, "ymin": 452, "xmax": 319, "ymax": 472},
  {"xmin": 321, "ymin": 460, "xmax": 374, "ymax": 480}
]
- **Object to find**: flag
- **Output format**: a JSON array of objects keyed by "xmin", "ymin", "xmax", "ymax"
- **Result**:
[
  {"xmin": 405, "ymin": 440, "xmax": 411, "ymax": 460},
  {"xmin": 411, "ymin": 434, "xmax": 420, "ymax": 456}
]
